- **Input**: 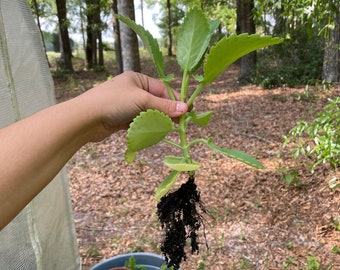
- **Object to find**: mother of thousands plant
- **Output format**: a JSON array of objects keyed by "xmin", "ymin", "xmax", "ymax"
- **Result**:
[{"xmin": 116, "ymin": 8, "xmax": 282, "ymax": 269}]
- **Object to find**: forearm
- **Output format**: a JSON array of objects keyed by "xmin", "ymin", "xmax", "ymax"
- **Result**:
[
  {"xmin": 0, "ymin": 93, "xmax": 99, "ymax": 230},
  {"xmin": 0, "ymin": 71, "xmax": 188, "ymax": 230}
]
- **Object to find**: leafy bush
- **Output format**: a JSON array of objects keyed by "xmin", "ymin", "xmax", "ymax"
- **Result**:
[
  {"xmin": 255, "ymin": 27, "xmax": 324, "ymax": 88},
  {"xmin": 283, "ymin": 97, "xmax": 340, "ymax": 171}
]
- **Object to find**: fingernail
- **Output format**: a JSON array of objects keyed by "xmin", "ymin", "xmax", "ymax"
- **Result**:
[{"xmin": 176, "ymin": 102, "xmax": 187, "ymax": 113}]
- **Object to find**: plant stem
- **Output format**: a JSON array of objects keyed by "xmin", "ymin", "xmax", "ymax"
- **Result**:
[
  {"xmin": 179, "ymin": 114, "xmax": 191, "ymax": 162},
  {"xmin": 178, "ymin": 69, "xmax": 192, "ymax": 161},
  {"xmin": 180, "ymin": 70, "xmax": 190, "ymax": 102},
  {"xmin": 187, "ymin": 82, "xmax": 206, "ymax": 107},
  {"xmin": 162, "ymin": 139, "xmax": 182, "ymax": 149},
  {"xmin": 187, "ymin": 138, "xmax": 208, "ymax": 149},
  {"xmin": 163, "ymin": 81, "xmax": 176, "ymax": 101}
]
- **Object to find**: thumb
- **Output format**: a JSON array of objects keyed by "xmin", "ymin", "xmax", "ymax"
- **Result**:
[{"xmin": 147, "ymin": 96, "xmax": 188, "ymax": 118}]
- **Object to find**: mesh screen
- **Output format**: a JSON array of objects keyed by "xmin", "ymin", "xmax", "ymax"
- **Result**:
[{"xmin": 0, "ymin": 1, "xmax": 80, "ymax": 269}]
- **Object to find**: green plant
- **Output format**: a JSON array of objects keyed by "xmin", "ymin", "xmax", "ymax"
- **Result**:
[
  {"xmin": 124, "ymin": 256, "xmax": 145, "ymax": 270},
  {"xmin": 84, "ymin": 245, "xmax": 101, "ymax": 258},
  {"xmin": 232, "ymin": 257, "xmax": 253, "ymax": 269},
  {"xmin": 196, "ymin": 261, "xmax": 206, "ymax": 270},
  {"xmin": 328, "ymin": 176, "xmax": 340, "ymax": 190},
  {"xmin": 306, "ymin": 256, "xmax": 320, "ymax": 270},
  {"xmin": 331, "ymin": 216, "xmax": 340, "ymax": 231},
  {"xmin": 283, "ymin": 97, "xmax": 340, "ymax": 172},
  {"xmin": 284, "ymin": 242, "xmax": 293, "ymax": 250},
  {"xmin": 332, "ymin": 245, "xmax": 340, "ymax": 254},
  {"xmin": 279, "ymin": 167, "xmax": 301, "ymax": 186},
  {"xmin": 124, "ymin": 256, "xmax": 174, "ymax": 270},
  {"xmin": 281, "ymin": 255, "xmax": 295, "ymax": 269},
  {"xmin": 116, "ymin": 8, "xmax": 281, "ymax": 269},
  {"xmin": 116, "ymin": 8, "xmax": 281, "ymax": 203},
  {"xmin": 254, "ymin": 26, "xmax": 324, "ymax": 89},
  {"xmin": 160, "ymin": 265, "xmax": 174, "ymax": 270}
]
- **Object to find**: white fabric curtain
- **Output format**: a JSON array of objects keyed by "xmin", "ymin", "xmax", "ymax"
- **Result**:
[{"xmin": 0, "ymin": 1, "xmax": 80, "ymax": 269}]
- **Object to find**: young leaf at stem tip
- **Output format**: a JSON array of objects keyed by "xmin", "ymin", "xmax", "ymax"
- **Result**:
[{"xmin": 176, "ymin": 7, "xmax": 211, "ymax": 72}]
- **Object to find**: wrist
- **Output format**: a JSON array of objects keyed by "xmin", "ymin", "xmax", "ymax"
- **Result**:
[{"xmin": 72, "ymin": 88, "xmax": 115, "ymax": 143}]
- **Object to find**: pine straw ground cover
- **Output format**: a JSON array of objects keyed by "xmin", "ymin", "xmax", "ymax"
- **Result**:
[{"xmin": 54, "ymin": 61, "xmax": 340, "ymax": 269}]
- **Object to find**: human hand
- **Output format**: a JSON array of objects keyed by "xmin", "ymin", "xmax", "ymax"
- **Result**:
[{"xmin": 82, "ymin": 71, "xmax": 188, "ymax": 141}]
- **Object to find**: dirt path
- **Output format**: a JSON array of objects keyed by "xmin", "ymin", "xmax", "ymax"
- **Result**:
[{"xmin": 55, "ymin": 62, "xmax": 340, "ymax": 269}]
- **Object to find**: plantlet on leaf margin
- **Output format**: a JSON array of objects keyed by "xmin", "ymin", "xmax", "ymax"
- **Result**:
[{"xmin": 116, "ymin": 7, "xmax": 282, "ymax": 269}]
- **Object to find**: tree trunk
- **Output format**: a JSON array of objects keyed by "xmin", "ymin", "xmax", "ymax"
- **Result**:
[
  {"xmin": 78, "ymin": 0, "xmax": 87, "ymax": 68},
  {"xmin": 85, "ymin": 0, "xmax": 104, "ymax": 69},
  {"xmin": 86, "ymin": 12, "xmax": 93, "ymax": 69},
  {"xmin": 236, "ymin": 0, "xmax": 256, "ymax": 85},
  {"xmin": 32, "ymin": 0, "xmax": 50, "ymax": 67},
  {"xmin": 85, "ymin": 0, "xmax": 96, "ymax": 69},
  {"xmin": 98, "ymin": 31, "xmax": 104, "ymax": 67},
  {"xmin": 55, "ymin": 0, "xmax": 73, "ymax": 73},
  {"xmin": 323, "ymin": 8, "xmax": 340, "ymax": 82},
  {"xmin": 93, "ymin": 0, "xmax": 103, "ymax": 67},
  {"xmin": 111, "ymin": 0, "xmax": 123, "ymax": 74},
  {"xmin": 166, "ymin": 0, "xmax": 173, "ymax": 56},
  {"xmin": 117, "ymin": 0, "xmax": 141, "ymax": 72}
]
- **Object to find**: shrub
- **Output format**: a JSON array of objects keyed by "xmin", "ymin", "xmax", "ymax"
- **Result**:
[
  {"xmin": 283, "ymin": 97, "xmax": 340, "ymax": 171},
  {"xmin": 255, "ymin": 27, "xmax": 324, "ymax": 88}
]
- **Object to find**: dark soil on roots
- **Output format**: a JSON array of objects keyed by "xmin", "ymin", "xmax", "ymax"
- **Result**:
[{"xmin": 157, "ymin": 174, "xmax": 207, "ymax": 269}]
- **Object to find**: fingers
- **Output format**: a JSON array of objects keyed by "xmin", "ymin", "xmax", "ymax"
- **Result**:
[
  {"xmin": 131, "ymin": 71, "xmax": 178, "ymax": 100},
  {"xmin": 144, "ymin": 96, "xmax": 188, "ymax": 118},
  {"xmin": 121, "ymin": 71, "xmax": 188, "ymax": 118}
]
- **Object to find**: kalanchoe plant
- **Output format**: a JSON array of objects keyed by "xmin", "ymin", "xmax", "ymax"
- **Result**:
[{"xmin": 116, "ymin": 8, "xmax": 282, "ymax": 269}]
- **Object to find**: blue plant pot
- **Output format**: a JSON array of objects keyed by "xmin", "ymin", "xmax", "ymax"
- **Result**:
[{"xmin": 90, "ymin": 252, "xmax": 171, "ymax": 270}]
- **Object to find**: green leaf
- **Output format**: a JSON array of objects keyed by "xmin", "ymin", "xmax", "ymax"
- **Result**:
[
  {"xmin": 189, "ymin": 111, "xmax": 213, "ymax": 127},
  {"xmin": 176, "ymin": 8, "xmax": 211, "ymax": 72},
  {"xmin": 162, "ymin": 74, "xmax": 174, "ymax": 82},
  {"xmin": 125, "ymin": 110, "xmax": 173, "ymax": 162},
  {"xmin": 207, "ymin": 139, "xmax": 264, "ymax": 169},
  {"xmin": 115, "ymin": 14, "xmax": 165, "ymax": 78},
  {"xmin": 155, "ymin": 171, "xmax": 180, "ymax": 201},
  {"xmin": 203, "ymin": 34, "xmax": 283, "ymax": 83},
  {"xmin": 164, "ymin": 156, "xmax": 201, "ymax": 171},
  {"xmin": 209, "ymin": 19, "xmax": 220, "ymax": 33},
  {"xmin": 193, "ymin": 74, "xmax": 204, "ymax": 82},
  {"xmin": 189, "ymin": 19, "xmax": 220, "ymax": 73}
]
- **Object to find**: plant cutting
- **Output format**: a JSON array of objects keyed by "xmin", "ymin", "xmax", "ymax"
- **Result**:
[{"xmin": 116, "ymin": 7, "xmax": 282, "ymax": 269}]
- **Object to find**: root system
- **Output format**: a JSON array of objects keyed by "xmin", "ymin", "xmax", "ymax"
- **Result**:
[{"xmin": 156, "ymin": 174, "xmax": 207, "ymax": 269}]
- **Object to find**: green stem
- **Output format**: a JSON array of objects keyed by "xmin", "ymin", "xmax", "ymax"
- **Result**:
[
  {"xmin": 179, "ymin": 114, "xmax": 191, "ymax": 162},
  {"xmin": 187, "ymin": 82, "xmax": 206, "ymax": 107},
  {"xmin": 187, "ymin": 138, "xmax": 208, "ymax": 149},
  {"xmin": 180, "ymin": 70, "xmax": 190, "ymax": 102},
  {"xmin": 162, "ymin": 139, "xmax": 182, "ymax": 149},
  {"xmin": 178, "ymin": 69, "xmax": 192, "ymax": 161},
  {"xmin": 163, "ymin": 80, "xmax": 176, "ymax": 101}
]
